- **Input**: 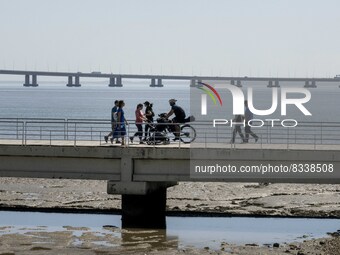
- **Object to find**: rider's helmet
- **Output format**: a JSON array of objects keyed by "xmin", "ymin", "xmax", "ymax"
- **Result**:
[{"xmin": 169, "ymin": 99, "xmax": 177, "ymax": 106}]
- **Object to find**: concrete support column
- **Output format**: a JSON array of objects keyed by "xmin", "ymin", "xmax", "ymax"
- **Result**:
[
  {"xmin": 157, "ymin": 78, "xmax": 164, "ymax": 87},
  {"xmin": 32, "ymin": 75, "xmax": 38, "ymax": 87},
  {"xmin": 121, "ymin": 187, "xmax": 167, "ymax": 229},
  {"xmin": 190, "ymin": 79, "xmax": 196, "ymax": 87},
  {"xmin": 74, "ymin": 76, "xmax": 81, "ymax": 87},
  {"xmin": 304, "ymin": 80, "xmax": 316, "ymax": 88},
  {"xmin": 108, "ymin": 77, "xmax": 116, "ymax": 87},
  {"xmin": 236, "ymin": 80, "xmax": 242, "ymax": 87},
  {"xmin": 67, "ymin": 76, "xmax": 73, "ymax": 87},
  {"xmin": 116, "ymin": 76, "xmax": 123, "ymax": 87},
  {"xmin": 231, "ymin": 80, "xmax": 235, "ymax": 86},
  {"xmin": 268, "ymin": 80, "xmax": 279, "ymax": 88},
  {"xmin": 107, "ymin": 180, "xmax": 177, "ymax": 229},
  {"xmin": 23, "ymin": 74, "xmax": 30, "ymax": 87},
  {"xmin": 149, "ymin": 78, "xmax": 156, "ymax": 87},
  {"xmin": 23, "ymin": 74, "xmax": 38, "ymax": 87}
]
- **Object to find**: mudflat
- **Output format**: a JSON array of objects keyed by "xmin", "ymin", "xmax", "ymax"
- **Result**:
[{"xmin": 0, "ymin": 178, "xmax": 340, "ymax": 254}]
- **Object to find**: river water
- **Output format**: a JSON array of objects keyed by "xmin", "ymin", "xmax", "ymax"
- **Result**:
[
  {"xmin": 0, "ymin": 80, "xmax": 340, "ymax": 122},
  {"xmin": 1, "ymin": 211, "xmax": 340, "ymax": 250}
]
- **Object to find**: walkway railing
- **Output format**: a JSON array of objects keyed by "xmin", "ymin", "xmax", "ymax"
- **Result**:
[{"xmin": 0, "ymin": 118, "xmax": 340, "ymax": 148}]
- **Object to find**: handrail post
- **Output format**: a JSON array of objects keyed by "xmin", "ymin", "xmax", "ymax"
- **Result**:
[
  {"xmin": 287, "ymin": 128, "xmax": 289, "ymax": 150},
  {"xmin": 64, "ymin": 119, "xmax": 67, "ymax": 140},
  {"xmin": 21, "ymin": 121, "xmax": 24, "ymax": 145},
  {"xmin": 16, "ymin": 118, "xmax": 19, "ymax": 139},
  {"xmin": 314, "ymin": 134, "xmax": 316, "ymax": 149},
  {"xmin": 66, "ymin": 119, "xmax": 69, "ymax": 140},
  {"xmin": 24, "ymin": 121, "xmax": 27, "ymax": 146},
  {"xmin": 74, "ymin": 123, "xmax": 77, "ymax": 147}
]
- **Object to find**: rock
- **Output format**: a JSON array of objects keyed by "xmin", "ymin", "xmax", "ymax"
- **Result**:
[
  {"xmin": 204, "ymin": 246, "xmax": 209, "ymax": 250},
  {"xmin": 273, "ymin": 243, "xmax": 280, "ymax": 248},
  {"xmin": 102, "ymin": 225, "xmax": 118, "ymax": 228},
  {"xmin": 245, "ymin": 243, "xmax": 259, "ymax": 246},
  {"xmin": 297, "ymin": 251, "xmax": 305, "ymax": 255},
  {"xmin": 319, "ymin": 241, "xmax": 326, "ymax": 245},
  {"xmin": 289, "ymin": 244, "xmax": 298, "ymax": 250}
]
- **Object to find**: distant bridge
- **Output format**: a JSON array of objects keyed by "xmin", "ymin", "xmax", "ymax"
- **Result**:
[{"xmin": 1, "ymin": 69, "xmax": 340, "ymax": 88}]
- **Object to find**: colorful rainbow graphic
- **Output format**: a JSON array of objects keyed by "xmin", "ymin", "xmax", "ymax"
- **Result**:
[{"xmin": 197, "ymin": 82, "xmax": 223, "ymax": 106}]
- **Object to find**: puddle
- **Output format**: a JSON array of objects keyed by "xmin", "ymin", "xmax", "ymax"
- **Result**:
[{"xmin": 0, "ymin": 211, "xmax": 340, "ymax": 250}]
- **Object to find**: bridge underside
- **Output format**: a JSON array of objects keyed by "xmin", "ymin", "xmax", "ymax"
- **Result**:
[{"xmin": 1, "ymin": 144, "xmax": 339, "ymax": 228}]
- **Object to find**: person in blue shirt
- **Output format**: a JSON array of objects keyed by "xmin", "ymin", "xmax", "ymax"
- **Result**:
[
  {"xmin": 166, "ymin": 99, "xmax": 186, "ymax": 141},
  {"xmin": 104, "ymin": 100, "xmax": 119, "ymax": 143},
  {"xmin": 113, "ymin": 100, "xmax": 129, "ymax": 145},
  {"xmin": 244, "ymin": 100, "xmax": 259, "ymax": 143}
]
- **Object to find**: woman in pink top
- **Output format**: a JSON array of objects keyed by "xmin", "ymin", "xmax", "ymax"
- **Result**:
[{"xmin": 130, "ymin": 103, "xmax": 146, "ymax": 144}]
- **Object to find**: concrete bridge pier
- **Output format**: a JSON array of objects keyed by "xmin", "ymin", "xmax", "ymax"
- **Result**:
[
  {"xmin": 108, "ymin": 77, "xmax": 116, "ymax": 87},
  {"xmin": 267, "ymin": 80, "xmax": 280, "ymax": 88},
  {"xmin": 116, "ymin": 76, "xmax": 123, "ymax": 87},
  {"xmin": 32, "ymin": 75, "xmax": 38, "ymax": 87},
  {"xmin": 150, "ymin": 78, "xmax": 163, "ymax": 87},
  {"xmin": 190, "ymin": 79, "xmax": 196, "ymax": 87},
  {"xmin": 108, "ymin": 181, "xmax": 176, "ymax": 229},
  {"xmin": 157, "ymin": 78, "xmax": 164, "ymax": 87},
  {"xmin": 23, "ymin": 74, "xmax": 38, "ymax": 87},
  {"xmin": 23, "ymin": 74, "xmax": 30, "ymax": 87},
  {"xmin": 150, "ymin": 78, "xmax": 156, "ymax": 87},
  {"xmin": 66, "ymin": 76, "xmax": 73, "ymax": 87},
  {"xmin": 74, "ymin": 76, "xmax": 81, "ymax": 87},
  {"xmin": 67, "ymin": 76, "xmax": 81, "ymax": 87},
  {"xmin": 230, "ymin": 80, "xmax": 242, "ymax": 87},
  {"xmin": 109, "ymin": 77, "xmax": 123, "ymax": 87},
  {"xmin": 304, "ymin": 80, "xmax": 317, "ymax": 88}
]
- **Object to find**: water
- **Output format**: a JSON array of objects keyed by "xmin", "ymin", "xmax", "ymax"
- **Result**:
[
  {"xmin": 0, "ymin": 80, "xmax": 340, "ymax": 122},
  {"xmin": 0, "ymin": 82, "xmax": 190, "ymax": 120},
  {"xmin": 0, "ymin": 211, "xmax": 340, "ymax": 250}
]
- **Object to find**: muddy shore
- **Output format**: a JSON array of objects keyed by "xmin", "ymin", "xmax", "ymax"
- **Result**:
[{"xmin": 0, "ymin": 178, "xmax": 340, "ymax": 254}]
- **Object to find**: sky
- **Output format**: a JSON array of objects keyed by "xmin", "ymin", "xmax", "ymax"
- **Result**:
[{"xmin": 1, "ymin": 0, "xmax": 340, "ymax": 78}]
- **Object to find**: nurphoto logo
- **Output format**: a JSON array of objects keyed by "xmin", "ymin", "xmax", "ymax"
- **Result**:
[{"xmin": 198, "ymin": 83, "xmax": 312, "ymax": 128}]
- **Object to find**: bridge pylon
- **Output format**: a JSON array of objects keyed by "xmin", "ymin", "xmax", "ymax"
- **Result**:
[
  {"xmin": 23, "ymin": 74, "xmax": 38, "ymax": 87},
  {"xmin": 66, "ymin": 76, "xmax": 81, "ymax": 87}
]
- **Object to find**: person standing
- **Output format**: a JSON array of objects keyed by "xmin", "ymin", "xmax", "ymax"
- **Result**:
[
  {"xmin": 165, "ymin": 99, "xmax": 186, "ymax": 141},
  {"xmin": 113, "ymin": 100, "xmax": 128, "ymax": 146},
  {"xmin": 130, "ymin": 103, "xmax": 146, "ymax": 144},
  {"xmin": 230, "ymin": 114, "xmax": 245, "ymax": 143},
  {"xmin": 244, "ymin": 100, "xmax": 259, "ymax": 143},
  {"xmin": 104, "ymin": 100, "xmax": 119, "ymax": 143},
  {"xmin": 143, "ymin": 101, "xmax": 154, "ymax": 141}
]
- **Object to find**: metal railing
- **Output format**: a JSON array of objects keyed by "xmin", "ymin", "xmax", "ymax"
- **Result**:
[{"xmin": 0, "ymin": 118, "xmax": 340, "ymax": 148}]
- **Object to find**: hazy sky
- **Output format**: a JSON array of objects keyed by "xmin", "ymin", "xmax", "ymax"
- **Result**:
[{"xmin": 1, "ymin": 0, "xmax": 340, "ymax": 77}]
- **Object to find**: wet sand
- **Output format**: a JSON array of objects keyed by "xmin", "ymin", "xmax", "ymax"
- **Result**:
[{"xmin": 1, "ymin": 178, "xmax": 340, "ymax": 254}]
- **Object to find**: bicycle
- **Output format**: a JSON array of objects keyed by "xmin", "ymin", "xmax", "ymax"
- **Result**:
[{"xmin": 146, "ymin": 113, "xmax": 196, "ymax": 145}]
